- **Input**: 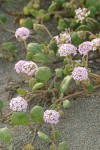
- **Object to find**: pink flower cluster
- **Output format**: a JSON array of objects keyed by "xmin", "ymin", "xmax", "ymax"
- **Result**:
[
  {"xmin": 44, "ymin": 110, "xmax": 60, "ymax": 125},
  {"xmin": 15, "ymin": 60, "xmax": 25, "ymax": 74},
  {"xmin": 72, "ymin": 67, "xmax": 88, "ymax": 81},
  {"xmin": 15, "ymin": 60, "xmax": 38, "ymax": 76},
  {"xmin": 15, "ymin": 27, "xmax": 30, "ymax": 40},
  {"xmin": 58, "ymin": 43, "xmax": 77, "ymax": 56},
  {"xmin": 78, "ymin": 41, "xmax": 92, "ymax": 56},
  {"xmin": 91, "ymin": 38, "xmax": 100, "ymax": 51},
  {"xmin": 75, "ymin": 8, "xmax": 90, "ymax": 23},
  {"xmin": 55, "ymin": 32, "xmax": 71, "ymax": 46},
  {"xmin": 22, "ymin": 61, "xmax": 38, "ymax": 76},
  {"xmin": 10, "ymin": 96, "xmax": 28, "ymax": 112}
]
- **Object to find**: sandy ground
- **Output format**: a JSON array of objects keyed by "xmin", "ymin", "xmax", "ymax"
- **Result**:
[{"xmin": 0, "ymin": 1, "xmax": 100, "ymax": 150}]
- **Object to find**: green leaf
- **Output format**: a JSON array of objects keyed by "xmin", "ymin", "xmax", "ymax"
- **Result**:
[
  {"xmin": 87, "ymin": 17, "xmax": 100, "ymax": 29},
  {"xmin": 51, "ymin": 130, "xmax": 60, "ymax": 140},
  {"xmin": 27, "ymin": 43, "xmax": 42, "ymax": 55},
  {"xmin": 26, "ymin": 52, "xmax": 33, "ymax": 60},
  {"xmin": 33, "ymin": 53, "xmax": 50, "ymax": 65},
  {"xmin": 0, "ymin": 99, "xmax": 3, "ymax": 110},
  {"xmin": 38, "ymin": 131, "xmax": 51, "ymax": 143},
  {"xmin": 63, "ymin": 100, "xmax": 71, "ymax": 109},
  {"xmin": 59, "ymin": 141, "xmax": 67, "ymax": 150},
  {"xmin": 71, "ymin": 32, "xmax": 83, "ymax": 46},
  {"xmin": 35, "ymin": 67, "xmax": 52, "ymax": 83},
  {"xmin": 17, "ymin": 88, "xmax": 27, "ymax": 96},
  {"xmin": 30, "ymin": 106, "xmax": 44, "ymax": 124},
  {"xmin": 88, "ymin": 6, "xmax": 97, "ymax": 17},
  {"xmin": 48, "ymin": 2, "xmax": 57, "ymax": 12},
  {"xmin": 50, "ymin": 42, "xmax": 58, "ymax": 53},
  {"xmin": 55, "ymin": 68, "xmax": 63, "ymax": 78},
  {"xmin": 86, "ymin": 0, "xmax": 100, "ymax": 10},
  {"xmin": 30, "ymin": 9, "xmax": 39, "ymax": 17},
  {"xmin": 0, "ymin": 14, "xmax": 7, "ymax": 23},
  {"xmin": 32, "ymin": 83, "xmax": 44, "ymax": 92},
  {"xmin": 24, "ymin": 17, "xmax": 33, "ymax": 29},
  {"xmin": 75, "ymin": 25, "xmax": 90, "ymax": 31},
  {"xmin": 23, "ymin": 7, "xmax": 30, "ymax": 15},
  {"xmin": 29, "ymin": 78, "xmax": 37, "ymax": 89},
  {"xmin": 63, "ymin": 65, "xmax": 71, "ymax": 75},
  {"xmin": 57, "ymin": 19, "xmax": 66, "ymax": 31},
  {"xmin": 11, "ymin": 112, "xmax": 29, "ymax": 125},
  {"xmin": 87, "ymin": 84, "xmax": 94, "ymax": 93},
  {"xmin": 2, "ymin": 42, "xmax": 17, "ymax": 53},
  {"xmin": 0, "ymin": 127, "xmax": 12, "ymax": 143},
  {"xmin": 60, "ymin": 75, "xmax": 72, "ymax": 94}
]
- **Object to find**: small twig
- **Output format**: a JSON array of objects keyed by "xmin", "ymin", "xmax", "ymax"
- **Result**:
[
  {"xmin": 42, "ymin": 24, "xmax": 53, "ymax": 39},
  {"xmin": 40, "ymin": 10, "xmax": 67, "ymax": 24},
  {"xmin": 55, "ymin": 84, "xmax": 100, "ymax": 104},
  {"xmin": 31, "ymin": 125, "xmax": 38, "ymax": 144},
  {"xmin": 48, "ymin": 76, "xmax": 57, "ymax": 90},
  {"xmin": 90, "ymin": 73, "xmax": 100, "ymax": 78},
  {"xmin": 0, "ymin": 27, "xmax": 15, "ymax": 33},
  {"xmin": 85, "ymin": 31, "xmax": 97, "ymax": 38}
]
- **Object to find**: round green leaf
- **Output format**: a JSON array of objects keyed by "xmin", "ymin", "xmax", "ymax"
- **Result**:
[
  {"xmin": 32, "ymin": 83, "xmax": 44, "ymax": 92},
  {"xmin": 38, "ymin": 131, "xmax": 51, "ymax": 143},
  {"xmin": 71, "ymin": 32, "xmax": 83, "ymax": 46},
  {"xmin": 35, "ymin": 67, "xmax": 52, "ymax": 83},
  {"xmin": 11, "ymin": 112, "xmax": 29, "ymax": 125},
  {"xmin": 27, "ymin": 43, "xmax": 42, "ymax": 55},
  {"xmin": 60, "ymin": 75, "xmax": 72, "ymax": 94},
  {"xmin": 0, "ymin": 127, "xmax": 12, "ymax": 143},
  {"xmin": 24, "ymin": 17, "xmax": 33, "ymax": 29},
  {"xmin": 30, "ymin": 106, "xmax": 44, "ymax": 124},
  {"xmin": 0, "ymin": 14, "xmax": 7, "ymax": 23}
]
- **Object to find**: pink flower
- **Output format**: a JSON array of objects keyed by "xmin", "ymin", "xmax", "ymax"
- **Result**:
[
  {"xmin": 14, "ymin": 60, "xmax": 26, "ymax": 74},
  {"xmin": 44, "ymin": 110, "xmax": 60, "ymax": 125},
  {"xmin": 58, "ymin": 43, "xmax": 77, "ymax": 56},
  {"xmin": 10, "ymin": 96, "xmax": 28, "ymax": 112},
  {"xmin": 75, "ymin": 8, "xmax": 90, "ymax": 23},
  {"xmin": 91, "ymin": 38, "xmax": 100, "ymax": 51},
  {"xmin": 72, "ymin": 67, "xmax": 88, "ymax": 81},
  {"xmin": 15, "ymin": 27, "xmax": 30, "ymax": 40},
  {"xmin": 22, "ymin": 61, "xmax": 38, "ymax": 76},
  {"xmin": 78, "ymin": 41, "xmax": 92, "ymax": 56},
  {"xmin": 55, "ymin": 32, "xmax": 71, "ymax": 46}
]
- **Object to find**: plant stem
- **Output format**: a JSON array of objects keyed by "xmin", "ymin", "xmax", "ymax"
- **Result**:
[
  {"xmin": 51, "ymin": 124, "xmax": 57, "ymax": 144},
  {"xmin": 86, "ymin": 54, "xmax": 88, "ymax": 68},
  {"xmin": 23, "ymin": 40, "xmax": 28, "ymax": 52},
  {"xmin": 42, "ymin": 24, "xmax": 53, "ymax": 39},
  {"xmin": 85, "ymin": 31, "xmax": 97, "ymax": 38}
]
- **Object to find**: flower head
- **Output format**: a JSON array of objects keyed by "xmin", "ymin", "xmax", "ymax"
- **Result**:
[
  {"xmin": 15, "ymin": 60, "xmax": 26, "ymax": 74},
  {"xmin": 78, "ymin": 41, "xmax": 92, "ymax": 56},
  {"xmin": 75, "ymin": 8, "xmax": 90, "ymax": 23},
  {"xmin": 22, "ymin": 61, "xmax": 38, "ymax": 76},
  {"xmin": 15, "ymin": 27, "xmax": 30, "ymax": 40},
  {"xmin": 55, "ymin": 32, "xmax": 71, "ymax": 46},
  {"xmin": 44, "ymin": 110, "xmax": 60, "ymax": 125},
  {"xmin": 10, "ymin": 96, "xmax": 28, "ymax": 112},
  {"xmin": 91, "ymin": 38, "xmax": 100, "ymax": 51},
  {"xmin": 72, "ymin": 67, "xmax": 88, "ymax": 81},
  {"xmin": 58, "ymin": 43, "xmax": 77, "ymax": 56}
]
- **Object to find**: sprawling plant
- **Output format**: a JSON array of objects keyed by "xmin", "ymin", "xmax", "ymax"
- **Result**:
[{"xmin": 0, "ymin": 0, "xmax": 100, "ymax": 149}]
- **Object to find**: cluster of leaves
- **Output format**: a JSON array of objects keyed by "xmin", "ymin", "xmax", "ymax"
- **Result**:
[
  {"xmin": 0, "ymin": 0, "xmax": 100, "ymax": 150},
  {"xmin": 20, "ymin": 0, "xmax": 100, "ymax": 32}
]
